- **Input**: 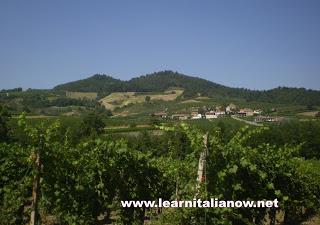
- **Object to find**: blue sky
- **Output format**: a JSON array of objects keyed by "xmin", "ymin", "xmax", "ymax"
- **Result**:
[{"xmin": 0, "ymin": 0, "xmax": 319, "ymax": 90}]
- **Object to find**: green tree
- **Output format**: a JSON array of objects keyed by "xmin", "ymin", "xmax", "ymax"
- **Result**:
[
  {"xmin": 79, "ymin": 112, "xmax": 105, "ymax": 137},
  {"xmin": 0, "ymin": 105, "xmax": 11, "ymax": 142},
  {"xmin": 145, "ymin": 95, "xmax": 151, "ymax": 102}
]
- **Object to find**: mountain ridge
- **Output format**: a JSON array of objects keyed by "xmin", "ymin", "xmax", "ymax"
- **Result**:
[{"xmin": 53, "ymin": 70, "xmax": 320, "ymax": 106}]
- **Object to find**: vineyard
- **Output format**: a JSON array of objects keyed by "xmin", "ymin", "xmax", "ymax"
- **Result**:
[
  {"xmin": 1, "ymin": 110, "xmax": 320, "ymax": 225},
  {"xmin": 2, "ymin": 0, "xmax": 320, "ymax": 224}
]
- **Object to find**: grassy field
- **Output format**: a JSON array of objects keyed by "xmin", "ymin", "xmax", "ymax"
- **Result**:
[
  {"xmin": 297, "ymin": 111, "xmax": 319, "ymax": 117},
  {"xmin": 185, "ymin": 117, "xmax": 246, "ymax": 132},
  {"xmin": 5, "ymin": 88, "xmax": 319, "ymax": 138},
  {"xmin": 99, "ymin": 89, "xmax": 184, "ymax": 111},
  {"xmin": 66, "ymin": 91, "xmax": 97, "ymax": 100},
  {"xmin": 110, "ymin": 93, "xmax": 313, "ymax": 120}
]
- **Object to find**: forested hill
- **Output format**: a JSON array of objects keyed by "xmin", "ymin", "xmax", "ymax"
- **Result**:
[
  {"xmin": 53, "ymin": 71, "xmax": 231, "ymax": 96},
  {"xmin": 54, "ymin": 74, "xmax": 125, "ymax": 93},
  {"xmin": 53, "ymin": 71, "xmax": 320, "ymax": 106},
  {"xmin": 127, "ymin": 71, "xmax": 228, "ymax": 93}
]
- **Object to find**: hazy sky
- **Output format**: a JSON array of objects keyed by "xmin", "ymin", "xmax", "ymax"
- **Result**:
[{"xmin": 1, "ymin": 0, "xmax": 320, "ymax": 90}]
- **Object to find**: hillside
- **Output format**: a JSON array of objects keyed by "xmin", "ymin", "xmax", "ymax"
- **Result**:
[
  {"xmin": 54, "ymin": 74, "xmax": 125, "ymax": 93},
  {"xmin": 54, "ymin": 71, "xmax": 320, "ymax": 106},
  {"xmin": 99, "ymin": 89, "xmax": 184, "ymax": 111},
  {"xmin": 127, "ymin": 71, "xmax": 230, "ymax": 96}
]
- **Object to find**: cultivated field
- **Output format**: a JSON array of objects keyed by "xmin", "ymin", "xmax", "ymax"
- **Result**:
[
  {"xmin": 180, "ymin": 99, "xmax": 201, "ymax": 104},
  {"xmin": 66, "ymin": 91, "xmax": 97, "ymax": 100},
  {"xmin": 297, "ymin": 111, "xmax": 319, "ymax": 117},
  {"xmin": 99, "ymin": 89, "xmax": 183, "ymax": 111}
]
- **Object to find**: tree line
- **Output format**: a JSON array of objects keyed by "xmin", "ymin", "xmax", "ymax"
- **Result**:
[{"xmin": 53, "ymin": 71, "xmax": 320, "ymax": 106}]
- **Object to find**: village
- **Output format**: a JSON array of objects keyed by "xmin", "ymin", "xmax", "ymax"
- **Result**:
[{"xmin": 152, "ymin": 103, "xmax": 282, "ymax": 123}]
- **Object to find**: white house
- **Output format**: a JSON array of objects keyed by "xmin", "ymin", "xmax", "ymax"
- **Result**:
[
  {"xmin": 253, "ymin": 109, "xmax": 263, "ymax": 115},
  {"xmin": 238, "ymin": 108, "xmax": 254, "ymax": 116},
  {"xmin": 205, "ymin": 112, "xmax": 217, "ymax": 119},
  {"xmin": 192, "ymin": 114, "xmax": 203, "ymax": 119},
  {"xmin": 215, "ymin": 110, "xmax": 225, "ymax": 116}
]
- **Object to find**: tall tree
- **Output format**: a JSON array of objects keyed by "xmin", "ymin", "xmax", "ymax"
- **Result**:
[
  {"xmin": 0, "ymin": 105, "xmax": 11, "ymax": 142},
  {"xmin": 79, "ymin": 112, "xmax": 105, "ymax": 137}
]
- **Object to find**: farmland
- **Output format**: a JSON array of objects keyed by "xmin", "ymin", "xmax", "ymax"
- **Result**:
[
  {"xmin": 99, "ymin": 89, "xmax": 183, "ymax": 111},
  {"xmin": 1, "ymin": 72, "xmax": 320, "ymax": 225},
  {"xmin": 66, "ymin": 91, "xmax": 98, "ymax": 100},
  {"xmin": 2, "ymin": 0, "xmax": 320, "ymax": 223}
]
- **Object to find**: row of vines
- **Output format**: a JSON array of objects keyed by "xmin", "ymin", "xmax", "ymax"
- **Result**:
[{"xmin": 0, "ymin": 113, "xmax": 320, "ymax": 224}]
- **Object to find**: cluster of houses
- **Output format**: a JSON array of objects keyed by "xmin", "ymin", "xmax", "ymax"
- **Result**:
[{"xmin": 152, "ymin": 103, "xmax": 281, "ymax": 123}]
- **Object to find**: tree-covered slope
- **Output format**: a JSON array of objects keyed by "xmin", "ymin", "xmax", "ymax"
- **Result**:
[
  {"xmin": 54, "ymin": 74, "xmax": 125, "ymax": 93},
  {"xmin": 126, "ymin": 71, "xmax": 231, "ymax": 96},
  {"xmin": 242, "ymin": 87, "xmax": 320, "ymax": 106},
  {"xmin": 53, "ymin": 71, "xmax": 320, "ymax": 105}
]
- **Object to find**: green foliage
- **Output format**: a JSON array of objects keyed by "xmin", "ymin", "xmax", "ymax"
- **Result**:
[
  {"xmin": 54, "ymin": 74, "xmax": 125, "ymax": 93},
  {"xmin": 129, "ymin": 122, "xmax": 137, "ymax": 128},
  {"xmin": 53, "ymin": 71, "xmax": 320, "ymax": 106},
  {"xmin": 145, "ymin": 95, "xmax": 151, "ymax": 102},
  {"xmin": 79, "ymin": 112, "xmax": 105, "ymax": 137},
  {"xmin": 0, "ymin": 104, "xmax": 11, "ymax": 142},
  {"xmin": 1, "ymin": 114, "xmax": 320, "ymax": 225},
  {"xmin": 0, "ymin": 87, "xmax": 23, "ymax": 93},
  {"xmin": 205, "ymin": 126, "xmax": 320, "ymax": 224},
  {"xmin": 246, "ymin": 121, "xmax": 320, "ymax": 159},
  {"xmin": 156, "ymin": 124, "xmax": 320, "ymax": 224},
  {"xmin": 0, "ymin": 143, "xmax": 32, "ymax": 224},
  {"xmin": 21, "ymin": 94, "xmax": 98, "ymax": 109},
  {"xmin": 0, "ymin": 115, "xmax": 175, "ymax": 225},
  {"xmin": 50, "ymin": 97, "xmax": 97, "ymax": 107}
]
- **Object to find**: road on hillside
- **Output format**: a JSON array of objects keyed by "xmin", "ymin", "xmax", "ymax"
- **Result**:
[{"xmin": 231, "ymin": 115, "xmax": 263, "ymax": 127}]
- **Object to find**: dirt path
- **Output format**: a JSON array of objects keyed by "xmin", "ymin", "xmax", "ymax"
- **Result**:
[
  {"xmin": 12, "ymin": 115, "xmax": 57, "ymax": 119},
  {"xmin": 231, "ymin": 115, "xmax": 263, "ymax": 127}
]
